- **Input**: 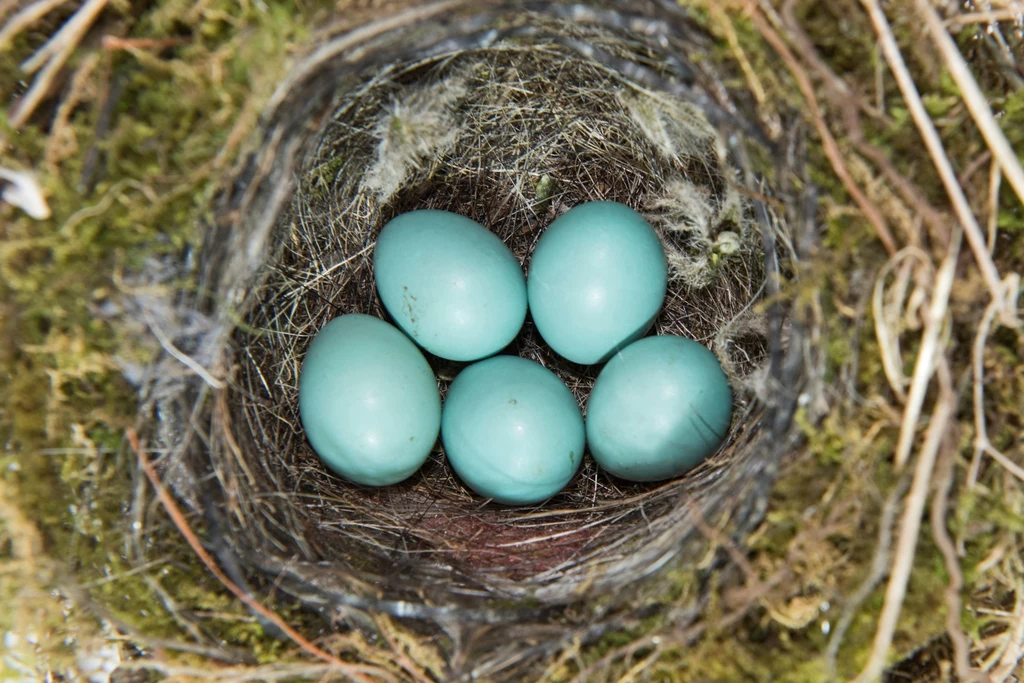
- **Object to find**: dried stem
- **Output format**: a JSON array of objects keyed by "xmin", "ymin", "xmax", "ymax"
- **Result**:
[
  {"xmin": 871, "ymin": 248, "xmax": 932, "ymax": 402},
  {"xmin": 118, "ymin": 660, "xmax": 342, "ymax": 681},
  {"xmin": 10, "ymin": 0, "xmax": 109, "ymax": 128},
  {"xmin": 824, "ymin": 474, "xmax": 909, "ymax": 675},
  {"xmin": 990, "ymin": 586, "xmax": 1024, "ymax": 682},
  {"xmin": 860, "ymin": 0, "xmax": 1009, "ymax": 312},
  {"xmin": 0, "ymin": 0, "xmax": 67, "ymax": 48},
  {"xmin": 968, "ymin": 287, "xmax": 1024, "ymax": 488},
  {"xmin": 915, "ymin": 0, "xmax": 1024, "ymax": 217},
  {"xmin": 930, "ymin": 432, "xmax": 986, "ymax": 681},
  {"xmin": 745, "ymin": 1, "xmax": 897, "ymax": 256},
  {"xmin": 852, "ymin": 363, "xmax": 957, "ymax": 683},
  {"xmin": 892, "ymin": 231, "xmax": 961, "ymax": 470}
]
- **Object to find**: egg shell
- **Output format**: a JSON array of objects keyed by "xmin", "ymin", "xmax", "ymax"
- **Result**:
[
  {"xmin": 527, "ymin": 201, "xmax": 667, "ymax": 365},
  {"xmin": 586, "ymin": 335, "xmax": 733, "ymax": 483},
  {"xmin": 441, "ymin": 356, "xmax": 584, "ymax": 505},
  {"xmin": 298, "ymin": 313, "xmax": 441, "ymax": 486},
  {"xmin": 374, "ymin": 209, "xmax": 527, "ymax": 361}
]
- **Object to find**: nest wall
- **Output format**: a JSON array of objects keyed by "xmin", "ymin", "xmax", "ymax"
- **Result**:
[{"xmin": 146, "ymin": 0, "xmax": 810, "ymax": 630}]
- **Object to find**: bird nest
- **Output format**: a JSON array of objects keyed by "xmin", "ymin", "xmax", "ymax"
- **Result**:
[{"xmin": 146, "ymin": 0, "xmax": 810, "ymax": 660}]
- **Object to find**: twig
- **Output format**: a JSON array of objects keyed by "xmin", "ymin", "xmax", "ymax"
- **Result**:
[
  {"xmin": 143, "ymin": 573, "xmax": 207, "ymax": 643},
  {"xmin": 825, "ymin": 475, "xmax": 909, "ymax": 675},
  {"xmin": 101, "ymin": 35, "xmax": 187, "ymax": 51},
  {"xmin": 708, "ymin": 3, "xmax": 775, "ymax": 137},
  {"xmin": 852, "ymin": 365, "xmax": 957, "ymax": 683},
  {"xmin": 988, "ymin": 159, "xmax": 1002, "ymax": 252},
  {"xmin": 916, "ymin": 0, "xmax": 1024, "ymax": 217},
  {"xmin": 968, "ymin": 287, "xmax": 1024, "ymax": 488},
  {"xmin": 10, "ymin": 0, "xmax": 110, "ymax": 128},
  {"xmin": 618, "ymin": 646, "xmax": 662, "ymax": 683},
  {"xmin": 990, "ymin": 586, "xmax": 1024, "ymax": 682},
  {"xmin": 945, "ymin": 9, "xmax": 1024, "ymax": 28},
  {"xmin": 45, "ymin": 51, "xmax": 101, "ymax": 170},
  {"xmin": 118, "ymin": 660, "xmax": 339, "ymax": 681},
  {"xmin": 570, "ymin": 564, "xmax": 789, "ymax": 683},
  {"xmin": 63, "ymin": 579, "xmax": 258, "ymax": 666},
  {"xmin": 570, "ymin": 633, "xmax": 660, "ymax": 683},
  {"xmin": 0, "ymin": 0, "xmax": 67, "ymax": 48},
  {"xmin": 687, "ymin": 502, "xmax": 756, "ymax": 581},
  {"xmin": 570, "ymin": 506, "xmax": 793, "ymax": 683},
  {"xmin": 871, "ymin": 248, "xmax": 932, "ymax": 402},
  {"xmin": 968, "ymin": 292, "xmax": 1002, "ymax": 491},
  {"xmin": 743, "ymin": 1, "xmax": 898, "ymax": 256},
  {"xmin": 929, "ymin": 430, "xmax": 986, "ymax": 681},
  {"xmin": 893, "ymin": 230, "xmax": 961, "ymax": 469},
  {"xmin": 141, "ymin": 307, "xmax": 226, "ymax": 390},
  {"xmin": 126, "ymin": 429, "xmax": 381, "ymax": 683},
  {"xmin": 861, "ymin": 0, "xmax": 1009, "ymax": 314},
  {"xmin": 769, "ymin": 0, "xmax": 949, "ymax": 246}
]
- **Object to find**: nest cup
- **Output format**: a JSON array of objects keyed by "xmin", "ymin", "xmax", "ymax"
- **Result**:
[{"xmin": 150, "ymin": 0, "xmax": 808, "ymax": 645}]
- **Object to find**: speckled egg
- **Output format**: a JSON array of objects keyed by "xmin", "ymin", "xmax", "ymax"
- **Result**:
[
  {"xmin": 527, "ymin": 201, "xmax": 667, "ymax": 365},
  {"xmin": 441, "ymin": 356, "xmax": 584, "ymax": 505},
  {"xmin": 586, "ymin": 335, "xmax": 733, "ymax": 482},
  {"xmin": 374, "ymin": 210, "xmax": 527, "ymax": 361},
  {"xmin": 298, "ymin": 314, "xmax": 441, "ymax": 486}
]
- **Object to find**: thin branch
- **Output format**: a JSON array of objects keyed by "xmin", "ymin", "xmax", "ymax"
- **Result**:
[
  {"xmin": 101, "ymin": 35, "xmax": 188, "ymax": 51},
  {"xmin": 968, "ymin": 285, "xmax": 1024, "ymax": 487},
  {"xmin": 0, "ymin": 0, "xmax": 68, "ymax": 48},
  {"xmin": 916, "ymin": 0, "xmax": 1024, "ymax": 217},
  {"xmin": 744, "ymin": 1, "xmax": 898, "ymax": 255},
  {"xmin": 871, "ymin": 248, "xmax": 932, "ymax": 402},
  {"xmin": 825, "ymin": 475, "xmax": 909, "ymax": 674},
  {"xmin": 893, "ymin": 230, "xmax": 961, "ymax": 470},
  {"xmin": 987, "ymin": 159, "xmax": 1002, "ymax": 252},
  {"xmin": 118, "ymin": 660, "xmax": 339, "ymax": 681},
  {"xmin": 990, "ymin": 585, "xmax": 1024, "ymax": 682},
  {"xmin": 768, "ymin": 0, "xmax": 950, "ymax": 246},
  {"xmin": 372, "ymin": 615, "xmax": 432, "ymax": 683},
  {"xmin": 141, "ymin": 307, "xmax": 226, "ymax": 390},
  {"xmin": 860, "ymin": 0, "xmax": 1008, "ymax": 311},
  {"xmin": 945, "ymin": 9, "xmax": 1024, "ymax": 28},
  {"xmin": 852, "ymin": 366, "xmax": 957, "ymax": 683},
  {"xmin": 930, "ymin": 432, "xmax": 986, "ymax": 681},
  {"xmin": 10, "ymin": 0, "xmax": 110, "ymax": 128},
  {"xmin": 64, "ymin": 579, "xmax": 257, "ymax": 666}
]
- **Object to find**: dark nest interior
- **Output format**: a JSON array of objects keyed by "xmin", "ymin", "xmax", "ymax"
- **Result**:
[{"xmin": 150, "ymin": 0, "xmax": 808, "ymax": 631}]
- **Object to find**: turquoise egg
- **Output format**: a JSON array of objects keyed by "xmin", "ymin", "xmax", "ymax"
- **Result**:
[
  {"xmin": 374, "ymin": 210, "xmax": 527, "ymax": 361},
  {"xmin": 441, "ymin": 356, "xmax": 584, "ymax": 505},
  {"xmin": 586, "ymin": 335, "xmax": 733, "ymax": 483},
  {"xmin": 527, "ymin": 201, "xmax": 667, "ymax": 365},
  {"xmin": 298, "ymin": 314, "xmax": 441, "ymax": 486}
]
